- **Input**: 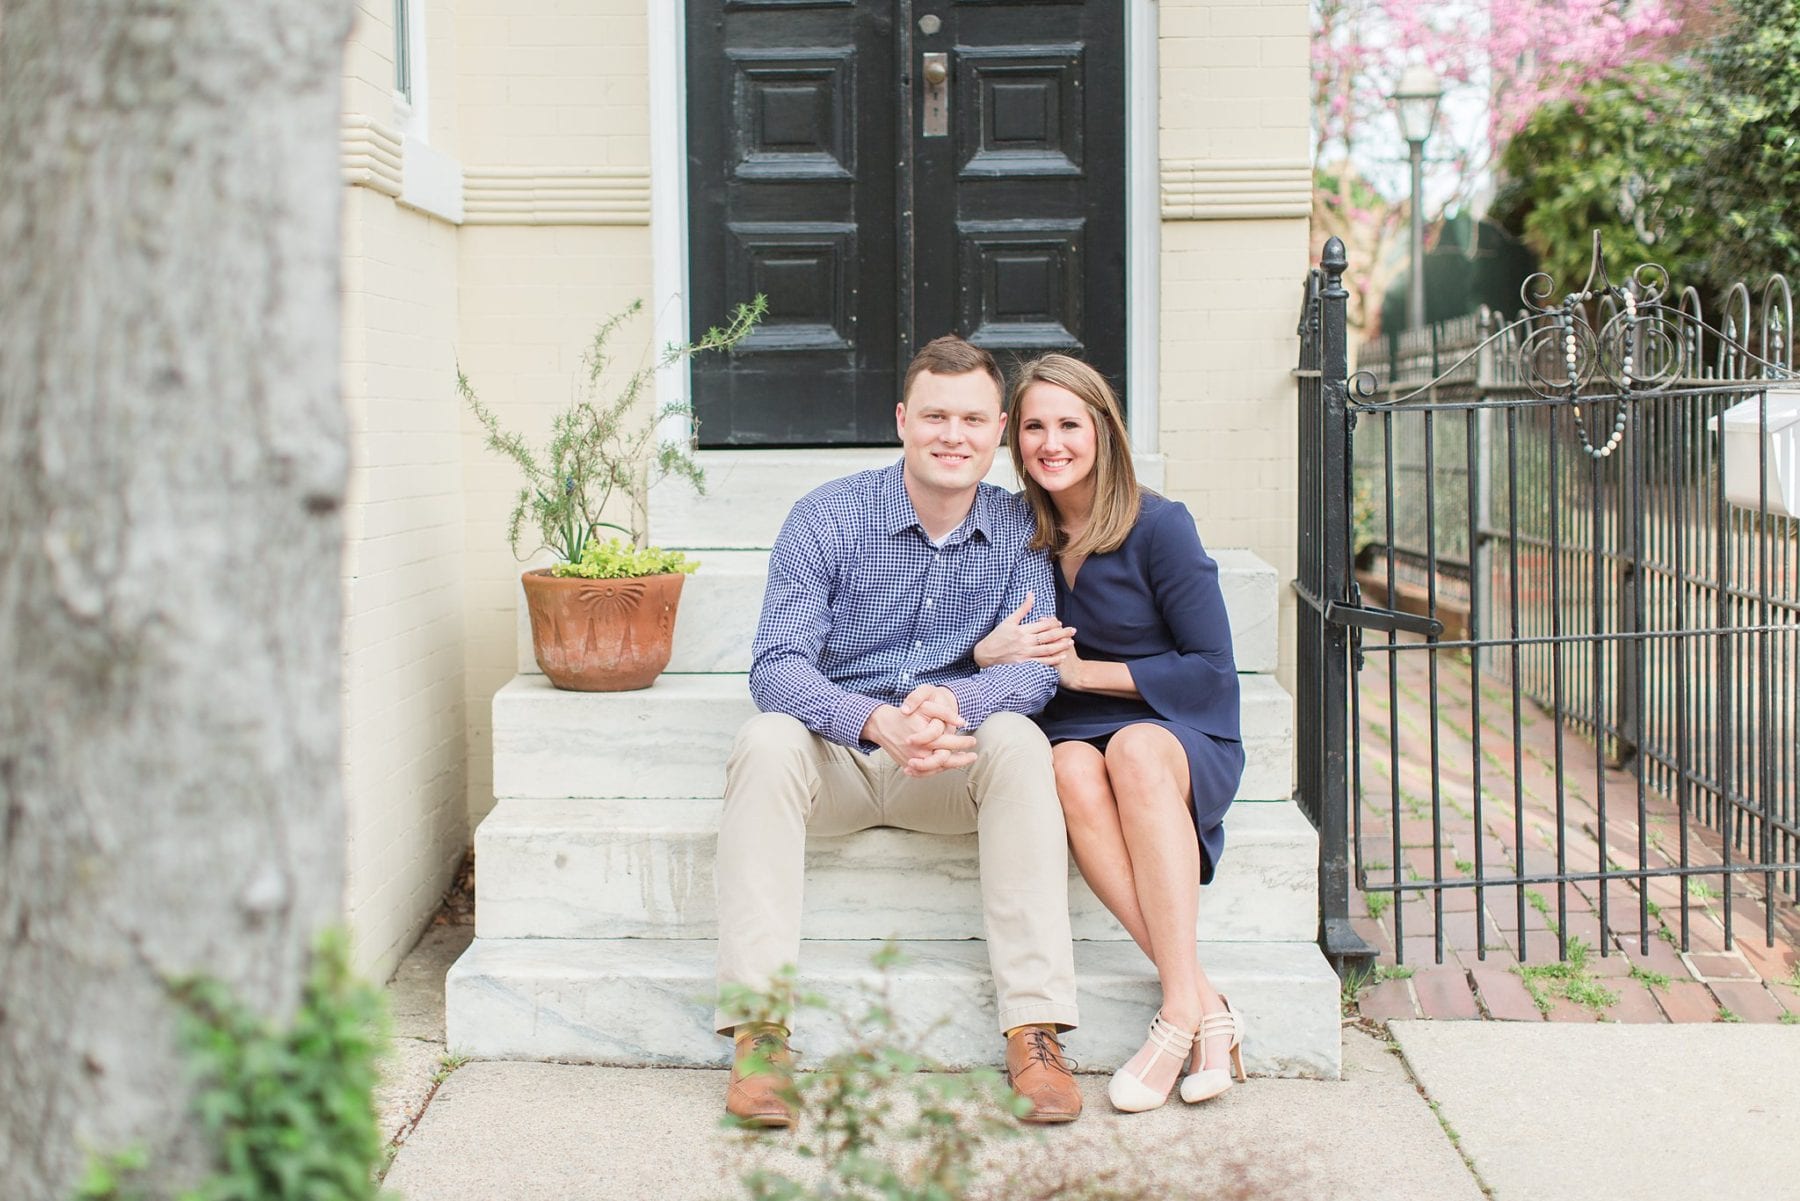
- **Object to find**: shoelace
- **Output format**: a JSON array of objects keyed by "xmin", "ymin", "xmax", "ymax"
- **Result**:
[{"xmin": 1024, "ymin": 1029, "xmax": 1077, "ymax": 1074}]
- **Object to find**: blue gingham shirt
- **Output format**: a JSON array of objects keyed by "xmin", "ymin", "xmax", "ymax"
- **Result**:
[{"xmin": 749, "ymin": 461, "xmax": 1060, "ymax": 748}]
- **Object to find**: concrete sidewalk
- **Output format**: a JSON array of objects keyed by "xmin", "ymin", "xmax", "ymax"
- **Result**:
[{"xmin": 377, "ymin": 926, "xmax": 1800, "ymax": 1201}]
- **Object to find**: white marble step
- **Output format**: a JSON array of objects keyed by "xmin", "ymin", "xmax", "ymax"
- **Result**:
[
  {"xmin": 516, "ymin": 546, "xmax": 1279, "ymax": 676},
  {"xmin": 492, "ymin": 672, "xmax": 1295, "ymax": 802},
  {"xmin": 473, "ymin": 797, "xmax": 1317, "ymax": 943},
  {"xmin": 444, "ymin": 936, "xmax": 1340, "ymax": 1078},
  {"xmin": 648, "ymin": 449, "xmax": 1166, "ymax": 549}
]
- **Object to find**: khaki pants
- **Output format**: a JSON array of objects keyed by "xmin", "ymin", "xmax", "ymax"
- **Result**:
[{"xmin": 713, "ymin": 710, "xmax": 1079, "ymax": 1035}]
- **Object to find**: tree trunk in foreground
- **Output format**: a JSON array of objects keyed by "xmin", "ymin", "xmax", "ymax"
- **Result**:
[{"xmin": 0, "ymin": 2, "xmax": 355, "ymax": 1196}]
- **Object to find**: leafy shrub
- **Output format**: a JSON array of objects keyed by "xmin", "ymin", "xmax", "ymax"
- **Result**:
[
  {"xmin": 74, "ymin": 931, "xmax": 388, "ymax": 1201},
  {"xmin": 171, "ymin": 930, "xmax": 388, "ymax": 1201},
  {"xmin": 722, "ymin": 947, "xmax": 1292, "ymax": 1201}
]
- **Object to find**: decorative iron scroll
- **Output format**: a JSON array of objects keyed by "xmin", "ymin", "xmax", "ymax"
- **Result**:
[{"xmin": 1354, "ymin": 234, "xmax": 1795, "ymax": 461}]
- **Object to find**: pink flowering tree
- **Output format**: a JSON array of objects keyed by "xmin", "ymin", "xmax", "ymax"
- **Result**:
[{"xmin": 1312, "ymin": 0, "xmax": 1711, "ymax": 334}]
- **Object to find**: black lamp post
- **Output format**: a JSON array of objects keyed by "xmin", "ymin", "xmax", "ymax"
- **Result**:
[{"xmin": 1392, "ymin": 64, "xmax": 1444, "ymax": 329}]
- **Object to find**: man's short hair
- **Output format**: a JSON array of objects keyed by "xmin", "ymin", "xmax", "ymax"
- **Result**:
[{"xmin": 901, "ymin": 335, "xmax": 1005, "ymax": 406}]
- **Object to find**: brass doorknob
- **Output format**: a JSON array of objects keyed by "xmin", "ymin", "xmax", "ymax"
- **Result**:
[{"xmin": 923, "ymin": 59, "xmax": 948, "ymax": 85}]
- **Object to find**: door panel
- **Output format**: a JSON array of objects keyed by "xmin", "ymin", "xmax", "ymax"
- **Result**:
[
  {"xmin": 688, "ymin": 4, "xmax": 897, "ymax": 445},
  {"xmin": 687, "ymin": 1, "xmax": 1123, "ymax": 447},
  {"xmin": 913, "ymin": 1, "xmax": 1124, "ymax": 397}
]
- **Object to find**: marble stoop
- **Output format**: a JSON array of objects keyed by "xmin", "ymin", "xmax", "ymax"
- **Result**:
[
  {"xmin": 491, "ymin": 672, "xmax": 1295, "ymax": 804},
  {"xmin": 444, "ymin": 938, "xmax": 1341, "ymax": 1078},
  {"xmin": 449, "ymin": 449, "xmax": 1341, "ymax": 1079},
  {"xmin": 472, "ymin": 796, "xmax": 1317, "ymax": 942}
]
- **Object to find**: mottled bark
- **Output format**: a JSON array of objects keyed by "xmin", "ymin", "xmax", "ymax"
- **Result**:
[{"xmin": 0, "ymin": 2, "xmax": 355, "ymax": 1197}]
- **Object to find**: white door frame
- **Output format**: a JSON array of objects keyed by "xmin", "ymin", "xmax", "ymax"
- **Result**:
[{"xmin": 649, "ymin": 1, "xmax": 1159, "ymax": 452}]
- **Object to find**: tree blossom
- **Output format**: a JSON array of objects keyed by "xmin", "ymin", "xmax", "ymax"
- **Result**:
[{"xmin": 1311, "ymin": 0, "xmax": 1715, "ymax": 334}]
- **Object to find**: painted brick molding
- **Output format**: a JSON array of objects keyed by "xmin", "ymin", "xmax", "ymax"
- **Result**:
[
  {"xmin": 342, "ymin": 115, "xmax": 403, "ymax": 199},
  {"xmin": 1160, "ymin": 159, "xmax": 1310, "ymax": 220},
  {"xmin": 463, "ymin": 168, "xmax": 651, "ymax": 226}
]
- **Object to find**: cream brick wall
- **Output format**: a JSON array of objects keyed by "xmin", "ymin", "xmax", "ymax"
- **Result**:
[
  {"xmin": 455, "ymin": 0, "xmax": 648, "ymax": 168},
  {"xmin": 340, "ymin": 1, "xmax": 470, "ymax": 984},
  {"xmin": 452, "ymin": 0, "xmax": 656, "ymax": 824},
  {"xmin": 1157, "ymin": 0, "xmax": 1311, "ymax": 696}
]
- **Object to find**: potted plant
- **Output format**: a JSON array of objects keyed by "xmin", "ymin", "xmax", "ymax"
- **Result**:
[{"xmin": 458, "ymin": 296, "xmax": 764, "ymax": 691}]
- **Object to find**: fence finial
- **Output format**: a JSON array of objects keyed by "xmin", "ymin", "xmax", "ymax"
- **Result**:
[{"xmin": 1323, "ymin": 236, "xmax": 1348, "ymax": 280}]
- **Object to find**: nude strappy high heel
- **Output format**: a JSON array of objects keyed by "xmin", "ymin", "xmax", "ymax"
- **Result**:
[
  {"xmin": 1179, "ymin": 995, "xmax": 1246, "ymax": 1104},
  {"xmin": 1107, "ymin": 1010, "xmax": 1198, "ymax": 1113}
]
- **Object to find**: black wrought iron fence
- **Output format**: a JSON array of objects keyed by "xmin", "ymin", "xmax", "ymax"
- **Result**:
[{"xmin": 1300, "ymin": 237, "xmax": 1800, "ymax": 969}]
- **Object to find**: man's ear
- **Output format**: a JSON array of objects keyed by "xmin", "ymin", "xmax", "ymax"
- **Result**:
[{"xmin": 894, "ymin": 400, "xmax": 906, "ymax": 438}]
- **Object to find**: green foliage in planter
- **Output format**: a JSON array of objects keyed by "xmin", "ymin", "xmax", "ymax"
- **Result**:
[
  {"xmin": 73, "ymin": 931, "xmax": 388, "ymax": 1201},
  {"xmin": 459, "ymin": 296, "xmax": 765, "ymax": 566},
  {"xmin": 551, "ymin": 537, "xmax": 700, "ymax": 580}
]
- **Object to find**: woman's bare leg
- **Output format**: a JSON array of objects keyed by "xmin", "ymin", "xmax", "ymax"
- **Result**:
[
  {"xmin": 1104, "ymin": 724, "xmax": 1230, "ymax": 1088},
  {"xmin": 1053, "ymin": 741, "xmax": 1153, "ymax": 958}
]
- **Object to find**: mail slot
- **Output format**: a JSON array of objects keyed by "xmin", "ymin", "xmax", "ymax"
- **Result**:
[{"xmin": 1708, "ymin": 387, "xmax": 1800, "ymax": 518}]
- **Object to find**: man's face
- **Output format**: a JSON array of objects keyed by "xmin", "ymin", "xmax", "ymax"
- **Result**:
[{"xmin": 895, "ymin": 369, "xmax": 1006, "ymax": 500}]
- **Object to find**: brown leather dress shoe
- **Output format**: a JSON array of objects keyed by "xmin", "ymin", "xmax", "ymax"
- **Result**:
[
  {"xmin": 1004, "ymin": 1027, "xmax": 1082, "ymax": 1124},
  {"xmin": 725, "ymin": 1030, "xmax": 795, "ymax": 1129}
]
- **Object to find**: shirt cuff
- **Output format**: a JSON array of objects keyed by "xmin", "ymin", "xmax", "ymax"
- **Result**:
[
  {"xmin": 944, "ymin": 677, "xmax": 992, "ymax": 731},
  {"xmin": 831, "ymin": 692, "xmax": 886, "ymax": 751}
]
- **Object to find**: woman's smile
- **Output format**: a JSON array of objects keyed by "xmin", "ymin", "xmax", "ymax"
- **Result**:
[{"xmin": 1017, "ymin": 382, "xmax": 1097, "ymax": 497}]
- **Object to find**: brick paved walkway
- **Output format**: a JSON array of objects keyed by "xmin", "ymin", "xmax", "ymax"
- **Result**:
[{"xmin": 1343, "ymin": 641, "xmax": 1800, "ymax": 1025}]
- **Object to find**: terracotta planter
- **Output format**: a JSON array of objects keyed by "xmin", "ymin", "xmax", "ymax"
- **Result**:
[{"xmin": 521, "ymin": 568, "xmax": 687, "ymax": 691}]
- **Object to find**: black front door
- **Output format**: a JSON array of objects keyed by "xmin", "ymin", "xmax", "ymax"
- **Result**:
[{"xmin": 686, "ymin": 1, "xmax": 1125, "ymax": 447}]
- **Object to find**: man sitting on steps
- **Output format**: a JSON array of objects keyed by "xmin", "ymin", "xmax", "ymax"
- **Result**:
[{"xmin": 714, "ymin": 334, "xmax": 1083, "ymax": 1129}]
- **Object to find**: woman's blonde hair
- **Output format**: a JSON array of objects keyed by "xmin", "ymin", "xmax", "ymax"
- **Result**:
[{"xmin": 1007, "ymin": 354, "xmax": 1140, "ymax": 559}]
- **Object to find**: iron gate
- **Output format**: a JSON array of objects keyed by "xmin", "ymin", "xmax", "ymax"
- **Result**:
[{"xmin": 1297, "ymin": 236, "xmax": 1800, "ymax": 972}]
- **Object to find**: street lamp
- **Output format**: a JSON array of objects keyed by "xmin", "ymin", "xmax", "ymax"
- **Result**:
[{"xmin": 1392, "ymin": 64, "xmax": 1443, "ymax": 329}]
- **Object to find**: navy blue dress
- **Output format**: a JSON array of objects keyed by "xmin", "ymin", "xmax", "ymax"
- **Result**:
[{"xmin": 1036, "ymin": 492, "xmax": 1245, "ymax": 883}]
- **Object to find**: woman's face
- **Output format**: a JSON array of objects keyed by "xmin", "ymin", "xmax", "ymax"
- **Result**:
[{"xmin": 1016, "ymin": 381, "xmax": 1098, "ymax": 498}]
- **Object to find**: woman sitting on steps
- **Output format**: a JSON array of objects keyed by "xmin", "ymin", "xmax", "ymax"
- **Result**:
[{"xmin": 975, "ymin": 353, "xmax": 1247, "ymax": 1113}]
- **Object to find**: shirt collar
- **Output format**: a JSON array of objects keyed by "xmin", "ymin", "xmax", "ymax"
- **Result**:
[{"xmin": 878, "ymin": 459, "xmax": 992, "ymax": 545}]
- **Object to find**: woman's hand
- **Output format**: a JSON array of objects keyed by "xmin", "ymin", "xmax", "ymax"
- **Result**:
[
  {"xmin": 972, "ymin": 591, "xmax": 1076, "ymax": 667},
  {"xmin": 1056, "ymin": 649, "xmax": 1139, "ymax": 698},
  {"xmin": 1056, "ymin": 648, "xmax": 1086, "ymax": 690}
]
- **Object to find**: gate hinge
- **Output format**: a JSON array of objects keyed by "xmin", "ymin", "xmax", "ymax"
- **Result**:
[{"xmin": 1324, "ymin": 600, "xmax": 1443, "ymax": 638}]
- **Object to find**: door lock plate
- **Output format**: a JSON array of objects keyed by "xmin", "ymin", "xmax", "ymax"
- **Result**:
[{"xmin": 922, "ymin": 52, "xmax": 949, "ymax": 137}]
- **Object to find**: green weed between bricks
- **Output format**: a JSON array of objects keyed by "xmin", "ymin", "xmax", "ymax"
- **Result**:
[
  {"xmin": 75, "ymin": 931, "xmax": 388, "ymax": 1201},
  {"xmin": 719, "ymin": 944, "xmax": 1293, "ymax": 1201}
]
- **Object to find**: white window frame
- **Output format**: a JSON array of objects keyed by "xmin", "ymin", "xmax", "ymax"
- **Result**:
[{"xmin": 393, "ymin": 0, "xmax": 429, "ymax": 144}]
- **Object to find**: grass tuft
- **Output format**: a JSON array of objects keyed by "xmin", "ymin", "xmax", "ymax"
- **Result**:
[
  {"xmin": 1513, "ymin": 937, "xmax": 1619, "ymax": 1016},
  {"xmin": 1686, "ymin": 877, "xmax": 1721, "ymax": 901}
]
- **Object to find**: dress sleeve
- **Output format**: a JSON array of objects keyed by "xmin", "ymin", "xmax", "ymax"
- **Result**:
[{"xmin": 1124, "ymin": 501, "xmax": 1242, "ymax": 742}]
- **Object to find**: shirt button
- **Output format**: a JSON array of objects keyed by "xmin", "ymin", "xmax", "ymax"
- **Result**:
[
  {"xmin": 914, "ymin": 640, "xmax": 923, "ymax": 649},
  {"xmin": 924, "ymin": 599, "xmax": 934, "ymax": 608}
]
